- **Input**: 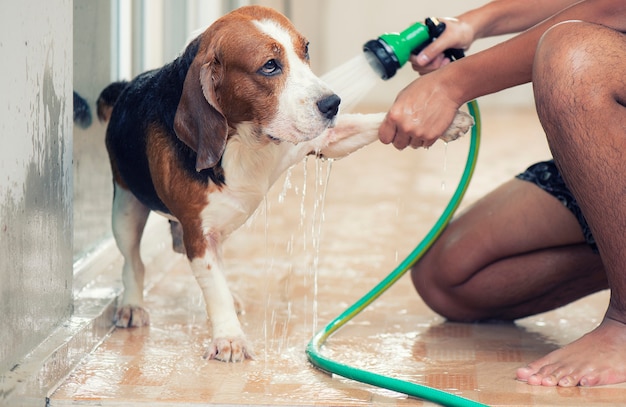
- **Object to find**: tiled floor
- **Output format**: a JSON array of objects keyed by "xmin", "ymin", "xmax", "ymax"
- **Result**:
[{"xmin": 50, "ymin": 107, "xmax": 626, "ymax": 406}]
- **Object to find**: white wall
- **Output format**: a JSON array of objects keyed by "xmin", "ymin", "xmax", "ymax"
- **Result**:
[
  {"xmin": 0, "ymin": 0, "xmax": 73, "ymax": 387},
  {"xmin": 288, "ymin": 0, "xmax": 534, "ymax": 110}
]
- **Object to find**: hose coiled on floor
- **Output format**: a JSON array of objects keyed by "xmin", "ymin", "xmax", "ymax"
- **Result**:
[{"xmin": 306, "ymin": 101, "xmax": 487, "ymax": 407}]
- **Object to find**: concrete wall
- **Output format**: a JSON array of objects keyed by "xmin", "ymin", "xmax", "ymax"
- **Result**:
[
  {"xmin": 72, "ymin": 0, "xmax": 115, "ymax": 258},
  {"xmin": 0, "ymin": 0, "xmax": 73, "ymax": 380}
]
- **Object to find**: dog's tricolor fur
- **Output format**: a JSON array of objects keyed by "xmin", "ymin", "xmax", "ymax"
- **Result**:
[
  {"xmin": 98, "ymin": 5, "xmax": 387, "ymax": 362},
  {"xmin": 99, "ymin": 5, "xmax": 474, "ymax": 363}
]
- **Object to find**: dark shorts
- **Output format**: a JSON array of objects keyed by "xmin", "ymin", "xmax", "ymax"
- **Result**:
[{"xmin": 516, "ymin": 160, "xmax": 598, "ymax": 252}]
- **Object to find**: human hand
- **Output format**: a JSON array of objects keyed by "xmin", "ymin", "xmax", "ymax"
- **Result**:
[
  {"xmin": 378, "ymin": 71, "xmax": 465, "ymax": 150},
  {"xmin": 410, "ymin": 17, "xmax": 474, "ymax": 75}
]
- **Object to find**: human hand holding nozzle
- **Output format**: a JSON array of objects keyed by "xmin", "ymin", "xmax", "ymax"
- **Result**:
[
  {"xmin": 363, "ymin": 17, "xmax": 475, "ymax": 150},
  {"xmin": 410, "ymin": 17, "xmax": 475, "ymax": 75},
  {"xmin": 363, "ymin": 17, "xmax": 468, "ymax": 80}
]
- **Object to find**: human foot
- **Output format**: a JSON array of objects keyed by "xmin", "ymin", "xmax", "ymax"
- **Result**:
[{"xmin": 516, "ymin": 316, "xmax": 626, "ymax": 386}]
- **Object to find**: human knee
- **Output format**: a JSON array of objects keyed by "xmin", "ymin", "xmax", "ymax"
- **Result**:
[
  {"xmin": 534, "ymin": 21, "xmax": 624, "ymax": 144},
  {"xmin": 410, "ymin": 237, "xmax": 458, "ymax": 290},
  {"xmin": 534, "ymin": 21, "xmax": 619, "ymax": 94},
  {"xmin": 410, "ymin": 243, "xmax": 480, "ymax": 321},
  {"xmin": 534, "ymin": 23, "xmax": 579, "ymax": 94},
  {"xmin": 411, "ymin": 268, "xmax": 481, "ymax": 322},
  {"xmin": 536, "ymin": 21, "xmax": 600, "ymax": 64}
]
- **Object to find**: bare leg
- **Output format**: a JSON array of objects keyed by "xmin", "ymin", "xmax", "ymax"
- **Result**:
[
  {"xmin": 412, "ymin": 179, "xmax": 606, "ymax": 323},
  {"xmin": 516, "ymin": 21, "xmax": 626, "ymax": 387}
]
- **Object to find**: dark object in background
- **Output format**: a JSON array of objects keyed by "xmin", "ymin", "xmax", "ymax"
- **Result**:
[
  {"xmin": 96, "ymin": 81, "xmax": 129, "ymax": 123},
  {"xmin": 73, "ymin": 91, "xmax": 92, "ymax": 129}
]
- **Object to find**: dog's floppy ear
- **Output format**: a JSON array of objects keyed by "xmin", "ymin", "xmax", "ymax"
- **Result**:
[{"xmin": 174, "ymin": 50, "xmax": 227, "ymax": 172}]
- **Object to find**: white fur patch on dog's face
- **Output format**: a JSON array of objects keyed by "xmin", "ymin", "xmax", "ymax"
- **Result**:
[{"xmin": 253, "ymin": 19, "xmax": 337, "ymax": 143}]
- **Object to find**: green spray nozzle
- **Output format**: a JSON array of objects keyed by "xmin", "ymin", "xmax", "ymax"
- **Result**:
[
  {"xmin": 363, "ymin": 18, "xmax": 464, "ymax": 80},
  {"xmin": 380, "ymin": 21, "xmax": 431, "ymax": 69}
]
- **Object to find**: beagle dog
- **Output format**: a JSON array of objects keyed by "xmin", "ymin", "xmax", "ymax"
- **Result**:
[
  {"xmin": 98, "ymin": 5, "xmax": 473, "ymax": 362},
  {"xmin": 97, "ymin": 5, "xmax": 386, "ymax": 362}
]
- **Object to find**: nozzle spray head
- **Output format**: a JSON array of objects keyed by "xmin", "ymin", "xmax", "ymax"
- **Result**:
[
  {"xmin": 363, "ymin": 21, "xmax": 430, "ymax": 80},
  {"xmin": 362, "ymin": 39, "xmax": 399, "ymax": 80},
  {"xmin": 363, "ymin": 18, "xmax": 464, "ymax": 80}
]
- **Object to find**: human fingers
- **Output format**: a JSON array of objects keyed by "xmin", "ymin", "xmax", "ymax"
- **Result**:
[
  {"xmin": 379, "ymin": 111, "xmax": 418, "ymax": 151},
  {"xmin": 413, "ymin": 17, "xmax": 472, "ymax": 68},
  {"xmin": 409, "ymin": 137, "xmax": 425, "ymax": 149},
  {"xmin": 384, "ymin": 114, "xmax": 437, "ymax": 151},
  {"xmin": 410, "ymin": 53, "xmax": 450, "ymax": 75},
  {"xmin": 378, "ymin": 113, "xmax": 397, "ymax": 145},
  {"xmin": 392, "ymin": 132, "xmax": 411, "ymax": 150}
]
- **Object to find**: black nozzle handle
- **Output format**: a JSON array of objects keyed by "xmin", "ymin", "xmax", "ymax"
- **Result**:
[
  {"xmin": 412, "ymin": 17, "xmax": 465, "ymax": 61},
  {"xmin": 443, "ymin": 47, "xmax": 465, "ymax": 61}
]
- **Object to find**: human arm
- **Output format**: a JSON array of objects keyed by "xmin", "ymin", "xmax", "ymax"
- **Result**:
[
  {"xmin": 380, "ymin": 0, "xmax": 626, "ymax": 150},
  {"xmin": 413, "ymin": 0, "xmax": 580, "ymax": 72}
]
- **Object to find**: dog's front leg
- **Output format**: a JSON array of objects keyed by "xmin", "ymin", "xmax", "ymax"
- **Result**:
[
  {"xmin": 315, "ymin": 112, "xmax": 385, "ymax": 159},
  {"xmin": 316, "ymin": 110, "xmax": 474, "ymax": 159},
  {"xmin": 187, "ymin": 232, "xmax": 253, "ymax": 362}
]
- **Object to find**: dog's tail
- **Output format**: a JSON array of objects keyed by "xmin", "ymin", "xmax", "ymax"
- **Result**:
[{"xmin": 96, "ymin": 81, "xmax": 129, "ymax": 123}]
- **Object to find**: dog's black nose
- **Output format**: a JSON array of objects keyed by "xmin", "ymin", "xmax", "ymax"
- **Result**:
[{"xmin": 317, "ymin": 94, "xmax": 341, "ymax": 120}]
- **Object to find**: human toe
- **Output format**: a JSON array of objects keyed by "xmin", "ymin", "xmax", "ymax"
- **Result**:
[
  {"xmin": 525, "ymin": 373, "xmax": 545, "ymax": 386},
  {"xmin": 516, "ymin": 366, "xmax": 536, "ymax": 382},
  {"xmin": 580, "ymin": 373, "xmax": 601, "ymax": 387},
  {"xmin": 521, "ymin": 364, "xmax": 562, "ymax": 386},
  {"xmin": 540, "ymin": 366, "xmax": 577, "ymax": 386},
  {"xmin": 541, "ymin": 374, "xmax": 561, "ymax": 386},
  {"xmin": 558, "ymin": 374, "xmax": 580, "ymax": 387}
]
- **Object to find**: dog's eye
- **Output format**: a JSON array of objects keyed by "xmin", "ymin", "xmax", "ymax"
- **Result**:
[
  {"xmin": 304, "ymin": 42, "xmax": 310, "ymax": 61},
  {"xmin": 259, "ymin": 59, "xmax": 281, "ymax": 76}
]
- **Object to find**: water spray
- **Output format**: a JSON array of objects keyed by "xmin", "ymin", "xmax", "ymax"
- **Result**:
[
  {"xmin": 363, "ymin": 17, "xmax": 465, "ymax": 80},
  {"xmin": 308, "ymin": 20, "xmax": 487, "ymax": 407}
]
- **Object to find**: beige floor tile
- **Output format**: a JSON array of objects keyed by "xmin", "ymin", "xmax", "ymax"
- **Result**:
[{"xmin": 50, "ymin": 107, "xmax": 626, "ymax": 406}]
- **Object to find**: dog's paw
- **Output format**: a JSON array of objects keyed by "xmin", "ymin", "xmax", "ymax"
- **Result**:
[
  {"xmin": 441, "ymin": 110, "xmax": 475, "ymax": 143},
  {"xmin": 115, "ymin": 305, "xmax": 150, "ymax": 327},
  {"xmin": 204, "ymin": 337, "xmax": 254, "ymax": 362}
]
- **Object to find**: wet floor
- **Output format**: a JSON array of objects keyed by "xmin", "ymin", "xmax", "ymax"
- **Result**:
[{"xmin": 50, "ymin": 107, "xmax": 625, "ymax": 406}]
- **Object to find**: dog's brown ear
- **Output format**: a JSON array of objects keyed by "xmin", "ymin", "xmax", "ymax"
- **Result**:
[{"xmin": 174, "ymin": 53, "xmax": 227, "ymax": 172}]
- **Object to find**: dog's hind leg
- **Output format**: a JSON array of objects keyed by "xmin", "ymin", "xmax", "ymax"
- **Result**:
[
  {"xmin": 169, "ymin": 220, "xmax": 186, "ymax": 254},
  {"xmin": 111, "ymin": 182, "xmax": 151, "ymax": 327}
]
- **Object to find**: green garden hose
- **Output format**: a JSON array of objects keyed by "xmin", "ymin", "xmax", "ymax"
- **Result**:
[{"xmin": 306, "ymin": 100, "xmax": 487, "ymax": 407}]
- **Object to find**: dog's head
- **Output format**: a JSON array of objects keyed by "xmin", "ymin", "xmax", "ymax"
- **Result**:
[{"xmin": 174, "ymin": 5, "xmax": 340, "ymax": 172}]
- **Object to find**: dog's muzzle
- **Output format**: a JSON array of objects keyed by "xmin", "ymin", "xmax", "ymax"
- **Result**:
[{"xmin": 317, "ymin": 94, "xmax": 341, "ymax": 120}]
